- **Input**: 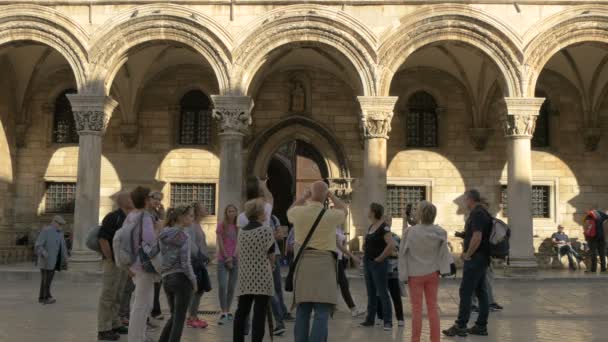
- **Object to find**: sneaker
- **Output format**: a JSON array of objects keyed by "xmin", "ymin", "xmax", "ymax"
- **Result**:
[
  {"xmin": 187, "ymin": 319, "xmax": 197, "ymax": 328},
  {"xmin": 490, "ymin": 303, "xmax": 503, "ymax": 311},
  {"xmin": 98, "ymin": 331, "xmax": 120, "ymax": 341},
  {"xmin": 397, "ymin": 320, "xmax": 405, "ymax": 327},
  {"xmin": 375, "ymin": 319, "xmax": 383, "ymax": 326},
  {"xmin": 471, "ymin": 305, "xmax": 479, "ymax": 313},
  {"xmin": 468, "ymin": 325, "xmax": 488, "ymax": 336},
  {"xmin": 218, "ymin": 313, "xmax": 228, "ymax": 325},
  {"xmin": 112, "ymin": 326, "xmax": 128, "ymax": 335},
  {"xmin": 44, "ymin": 298, "xmax": 56, "ymax": 305},
  {"xmin": 383, "ymin": 323, "xmax": 393, "ymax": 331},
  {"xmin": 227, "ymin": 313, "xmax": 234, "ymax": 321},
  {"xmin": 283, "ymin": 313, "xmax": 295, "ymax": 322},
  {"xmin": 350, "ymin": 308, "xmax": 366, "ymax": 318},
  {"xmin": 146, "ymin": 319, "xmax": 159, "ymax": 331},
  {"xmin": 359, "ymin": 321, "xmax": 375, "ymax": 327},
  {"xmin": 152, "ymin": 314, "xmax": 164, "ymax": 320},
  {"xmin": 195, "ymin": 319, "xmax": 209, "ymax": 329},
  {"xmin": 442, "ymin": 325, "xmax": 468, "ymax": 337},
  {"xmin": 273, "ymin": 326, "xmax": 286, "ymax": 336}
]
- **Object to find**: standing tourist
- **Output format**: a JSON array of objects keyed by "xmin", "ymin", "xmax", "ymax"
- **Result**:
[
  {"xmin": 288, "ymin": 181, "xmax": 347, "ymax": 342},
  {"xmin": 233, "ymin": 199, "xmax": 276, "ymax": 342},
  {"xmin": 376, "ymin": 227, "xmax": 405, "ymax": 327},
  {"xmin": 336, "ymin": 225, "xmax": 365, "ymax": 318},
  {"xmin": 583, "ymin": 211, "xmax": 607, "ymax": 273},
  {"xmin": 399, "ymin": 201, "xmax": 451, "ymax": 342},
  {"xmin": 269, "ymin": 214, "xmax": 291, "ymax": 336},
  {"xmin": 149, "ymin": 191, "xmax": 166, "ymax": 321},
  {"xmin": 186, "ymin": 202, "xmax": 210, "ymax": 329},
  {"xmin": 359, "ymin": 203, "xmax": 395, "ymax": 331},
  {"xmin": 157, "ymin": 205, "xmax": 197, "ymax": 342},
  {"xmin": 443, "ymin": 189, "xmax": 493, "ymax": 337},
  {"xmin": 35, "ymin": 215, "xmax": 69, "ymax": 305},
  {"xmin": 127, "ymin": 186, "xmax": 158, "ymax": 342},
  {"xmin": 217, "ymin": 204, "xmax": 239, "ymax": 324},
  {"xmin": 98, "ymin": 192, "xmax": 134, "ymax": 341}
]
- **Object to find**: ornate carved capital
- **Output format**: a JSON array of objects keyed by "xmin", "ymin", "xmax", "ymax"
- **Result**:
[
  {"xmin": 470, "ymin": 128, "xmax": 493, "ymax": 151},
  {"xmin": 120, "ymin": 124, "xmax": 139, "ymax": 148},
  {"xmin": 66, "ymin": 94, "xmax": 119, "ymax": 136},
  {"xmin": 328, "ymin": 178, "xmax": 354, "ymax": 203},
  {"xmin": 583, "ymin": 128, "xmax": 601, "ymax": 152},
  {"xmin": 357, "ymin": 96, "xmax": 399, "ymax": 140},
  {"xmin": 210, "ymin": 96, "xmax": 253, "ymax": 135},
  {"xmin": 501, "ymin": 97, "xmax": 545, "ymax": 138}
]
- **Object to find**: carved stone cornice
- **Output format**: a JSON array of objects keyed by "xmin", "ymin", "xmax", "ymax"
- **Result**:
[
  {"xmin": 501, "ymin": 97, "xmax": 545, "ymax": 138},
  {"xmin": 210, "ymin": 95, "xmax": 253, "ymax": 135},
  {"xmin": 66, "ymin": 94, "xmax": 119, "ymax": 136},
  {"xmin": 357, "ymin": 96, "xmax": 399, "ymax": 140},
  {"xmin": 583, "ymin": 128, "xmax": 601, "ymax": 152},
  {"xmin": 120, "ymin": 124, "xmax": 139, "ymax": 148},
  {"xmin": 470, "ymin": 127, "xmax": 493, "ymax": 151}
]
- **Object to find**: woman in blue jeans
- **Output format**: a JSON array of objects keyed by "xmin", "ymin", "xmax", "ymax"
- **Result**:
[
  {"xmin": 360, "ymin": 203, "xmax": 395, "ymax": 330},
  {"xmin": 216, "ymin": 204, "xmax": 239, "ymax": 324}
]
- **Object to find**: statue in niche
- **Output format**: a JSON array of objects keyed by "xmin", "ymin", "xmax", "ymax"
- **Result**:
[{"xmin": 290, "ymin": 80, "xmax": 306, "ymax": 113}]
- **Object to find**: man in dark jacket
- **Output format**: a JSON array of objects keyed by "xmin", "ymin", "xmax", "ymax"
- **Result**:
[
  {"xmin": 97, "ymin": 192, "xmax": 133, "ymax": 341},
  {"xmin": 584, "ymin": 211, "xmax": 607, "ymax": 273}
]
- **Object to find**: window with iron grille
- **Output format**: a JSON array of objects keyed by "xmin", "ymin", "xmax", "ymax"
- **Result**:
[
  {"xmin": 45, "ymin": 182, "xmax": 76, "ymax": 213},
  {"xmin": 500, "ymin": 185, "xmax": 551, "ymax": 218},
  {"xmin": 170, "ymin": 183, "xmax": 216, "ymax": 215},
  {"xmin": 179, "ymin": 90, "xmax": 212, "ymax": 145},
  {"xmin": 52, "ymin": 89, "xmax": 79, "ymax": 144},
  {"xmin": 406, "ymin": 91, "xmax": 438, "ymax": 147},
  {"xmin": 532, "ymin": 94, "xmax": 550, "ymax": 148},
  {"xmin": 386, "ymin": 185, "xmax": 427, "ymax": 218}
]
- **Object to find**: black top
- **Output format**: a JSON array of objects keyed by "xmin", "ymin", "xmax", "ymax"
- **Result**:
[
  {"xmin": 98, "ymin": 209, "xmax": 127, "ymax": 260},
  {"xmin": 464, "ymin": 205, "xmax": 493, "ymax": 258},
  {"xmin": 364, "ymin": 222, "xmax": 391, "ymax": 260},
  {"xmin": 243, "ymin": 221, "xmax": 276, "ymax": 255}
]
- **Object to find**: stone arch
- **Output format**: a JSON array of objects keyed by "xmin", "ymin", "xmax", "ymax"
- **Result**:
[
  {"xmin": 233, "ymin": 4, "xmax": 378, "ymax": 96},
  {"xmin": 0, "ymin": 5, "xmax": 89, "ymax": 91},
  {"xmin": 89, "ymin": 4, "xmax": 233, "ymax": 95},
  {"xmin": 247, "ymin": 116, "xmax": 351, "ymax": 180},
  {"xmin": 378, "ymin": 5, "xmax": 523, "ymax": 97},
  {"xmin": 524, "ymin": 6, "xmax": 608, "ymax": 97}
]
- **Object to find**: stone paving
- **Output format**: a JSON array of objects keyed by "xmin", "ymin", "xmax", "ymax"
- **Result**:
[{"xmin": 1, "ymin": 266, "xmax": 608, "ymax": 342}]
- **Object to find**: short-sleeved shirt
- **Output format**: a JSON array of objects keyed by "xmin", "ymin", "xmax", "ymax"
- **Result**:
[
  {"xmin": 287, "ymin": 202, "xmax": 346, "ymax": 252},
  {"xmin": 552, "ymin": 232, "xmax": 569, "ymax": 243},
  {"xmin": 98, "ymin": 209, "xmax": 127, "ymax": 260},
  {"xmin": 464, "ymin": 205, "xmax": 493, "ymax": 257},
  {"xmin": 364, "ymin": 222, "xmax": 391, "ymax": 260},
  {"xmin": 216, "ymin": 222, "xmax": 238, "ymax": 261}
]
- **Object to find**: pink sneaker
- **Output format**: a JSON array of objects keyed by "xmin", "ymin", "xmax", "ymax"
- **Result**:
[
  {"xmin": 194, "ymin": 319, "xmax": 208, "ymax": 329},
  {"xmin": 186, "ymin": 319, "xmax": 197, "ymax": 328}
]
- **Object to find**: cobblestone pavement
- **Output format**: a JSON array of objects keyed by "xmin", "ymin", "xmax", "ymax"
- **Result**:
[{"xmin": 1, "ymin": 267, "xmax": 607, "ymax": 342}]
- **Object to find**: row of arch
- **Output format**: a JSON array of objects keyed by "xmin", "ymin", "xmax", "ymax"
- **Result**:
[{"xmin": 2, "ymin": 3, "xmax": 608, "ymax": 97}]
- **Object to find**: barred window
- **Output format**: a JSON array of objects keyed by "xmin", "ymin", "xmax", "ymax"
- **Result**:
[
  {"xmin": 179, "ymin": 90, "xmax": 212, "ymax": 145},
  {"xmin": 170, "ymin": 183, "xmax": 216, "ymax": 215},
  {"xmin": 500, "ymin": 185, "xmax": 551, "ymax": 218},
  {"xmin": 45, "ymin": 182, "xmax": 76, "ymax": 213},
  {"xmin": 52, "ymin": 89, "xmax": 79, "ymax": 144},
  {"xmin": 532, "ymin": 93, "xmax": 550, "ymax": 148},
  {"xmin": 406, "ymin": 91, "xmax": 438, "ymax": 147},
  {"xmin": 386, "ymin": 185, "xmax": 427, "ymax": 218}
]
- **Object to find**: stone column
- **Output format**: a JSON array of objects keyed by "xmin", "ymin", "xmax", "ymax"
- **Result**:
[
  {"xmin": 357, "ymin": 96, "xmax": 399, "ymax": 207},
  {"xmin": 502, "ymin": 97, "xmax": 545, "ymax": 275},
  {"xmin": 211, "ymin": 95, "xmax": 253, "ymax": 213},
  {"xmin": 67, "ymin": 94, "xmax": 118, "ymax": 263}
]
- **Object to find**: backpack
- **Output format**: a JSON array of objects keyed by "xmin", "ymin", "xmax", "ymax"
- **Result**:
[
  {"xmin": 489, "ymin": 218, "xmax": 511, "ymax": 259},
  {"xmin": 584, "ymin": 210, "xmax": 607, "ymax": 240},
  {"xmin": 85, "ymin": 226, "xmax": 101, "ymax": 252},
  {"xmin": 113, "ymin": 212, "xmax": 144, "ymax": 269}
]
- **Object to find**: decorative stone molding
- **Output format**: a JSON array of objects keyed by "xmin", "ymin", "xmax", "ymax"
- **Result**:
[
  {"xmin": 357, "ymin": 96, "xmax": 399, "ymax": 140},
  {"xmin": 583, "ymin": 128, "xmax": 601, "ymax": 152},
  {"xmin": 470, "ymin": 128, "xmax": 493, "ymax": 151},
  {"xmin": 501, "ymin": 98, "xmax": 546, "ymax": 138},
  {"xmin": 210, "ymin": 96, "xmax": 253, "ymax": 135},
  {"xmin": 120, "ymin": 124, "xmax": 139, "ymax": 148},
  {"xmin": 66, "ymin": 94, "xmax": 119, "ymax": 135},
  {"xmin": 328, "ymin": 178, "xmax": 354, "ymax": 203}
]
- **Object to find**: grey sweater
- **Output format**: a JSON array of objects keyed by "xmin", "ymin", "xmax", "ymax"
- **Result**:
[{"xmin": 158, "ymin": 227, "xmax": 196, "ymax": 287}]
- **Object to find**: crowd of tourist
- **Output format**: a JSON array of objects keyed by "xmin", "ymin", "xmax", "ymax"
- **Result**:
[{"xmin": 32, "ymin": 177, "xmax": 608, "ymax": 342}]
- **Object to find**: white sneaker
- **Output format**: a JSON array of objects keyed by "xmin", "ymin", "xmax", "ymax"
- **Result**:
[
  {"xmin": 376, "ymin": 319, "xmax": 383, "ymax": 326},
  {"xmin": 398, "ymin": 320, "xmax": 405, "ymax": 327},
  {"xmin": 351, "ymin": 308, "xmax": 365, "ymax": 318},
  {"xmin": 218, "ymin": 313, "xmax": 228, "ymax": 325}
]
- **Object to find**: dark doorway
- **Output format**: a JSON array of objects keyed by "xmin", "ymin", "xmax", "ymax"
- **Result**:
[{"xmin": 266, "ymin": 140, "xmax": 328, "ymax": 225}]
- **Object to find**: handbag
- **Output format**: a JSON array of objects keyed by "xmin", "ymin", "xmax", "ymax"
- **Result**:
[
  {"xmin": 285, "ymin": 209, "xmax": 326, "ymax": 292},
  {"xmin": 192, "ymin": 251, "xmax": 212, "ymax": 293}
]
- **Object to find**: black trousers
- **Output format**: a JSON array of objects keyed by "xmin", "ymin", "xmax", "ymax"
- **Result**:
[
  {"xmin": 38, "ymin": 269, "xmax": 55, "ymax": 301},
  {"xmin": 159, "ymin": 273, "xmax": 193, "ymax": 342},
  {"xmin": 376, "ymin": 278, "xmax": 404, "ymax": 321},
  {"xmin": 152, "ymin": 280, "xmax": 163, "ymax": 316},
  {"xmin": 589, "ymin": 239, "xmax": 607, "ymax": 272},
  {"xmin": 233, "ymin": 295, "xmax": 270, "ymax": 342},
  {"xmin": 337, "ymin": 259, "xmax": 356, "ymax": 309}
]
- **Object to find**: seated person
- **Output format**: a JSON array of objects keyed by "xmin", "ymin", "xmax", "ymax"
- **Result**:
[{"xmin": 551, "ymin": 225, "xmax": 581, "ymax": 270}]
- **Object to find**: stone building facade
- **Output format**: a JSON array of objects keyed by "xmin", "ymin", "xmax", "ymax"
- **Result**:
[{"xmin": 1, "ymin": 1, "xmax": 608, "ymax": 269}]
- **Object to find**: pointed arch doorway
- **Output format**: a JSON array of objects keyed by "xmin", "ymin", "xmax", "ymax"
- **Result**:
[{"xmin": 266, "ymin": 139, "xmax": 329, "ymax": 225}]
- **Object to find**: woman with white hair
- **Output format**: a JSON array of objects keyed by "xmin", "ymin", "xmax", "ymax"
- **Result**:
[
  {"xmin": 35, "ymin": 215, "xmax": 69, "ymax": 304},
  {"xmin": 398, "ymin": 201, "xmax": 451, "ymax": 342}
]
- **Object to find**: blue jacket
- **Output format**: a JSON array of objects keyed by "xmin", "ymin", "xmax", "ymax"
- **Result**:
[{"xmin": 35, "ymin": 225, "xmax": 69, "ymax": 270}]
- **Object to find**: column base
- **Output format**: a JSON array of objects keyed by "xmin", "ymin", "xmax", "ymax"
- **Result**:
[
  {"xmin": 504, "ymin": 257, "xmax": 538, "ymax": 277},
  {"xmin": 68, "ymin": 249, "xmax": 102, "ymax": 272}
]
